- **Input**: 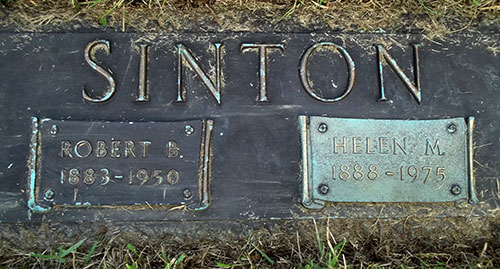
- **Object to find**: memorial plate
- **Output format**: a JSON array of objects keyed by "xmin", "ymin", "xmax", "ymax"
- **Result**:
[
  {"xmin": 300, "ymin": 116, "xmax": 477, "ymax": 209},
  {"xmin": 0, "ymin": 32, "xmax": 497, "ymax": 222},
  {"xmin": 28, "ymin": 117, "xmax": 213, "ymax": 212}
]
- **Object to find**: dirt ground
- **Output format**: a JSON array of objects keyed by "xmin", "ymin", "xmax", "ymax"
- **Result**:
[
  {"xmin": 1, "ymin": 216, "xmax": 499, "ymax": 268},
  {"xmin": 1, "ymin": 0, "xmax": 500, "ymax": 268}
]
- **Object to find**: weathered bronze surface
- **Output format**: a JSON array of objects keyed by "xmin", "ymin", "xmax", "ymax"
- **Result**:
[
  {"xmin": 300, "ymin": 116, "xmax": 476, "ymax": 209},
  {"xmin": 28, "ymin": 118, "xmax": 213, "ymax": 211},
  {"xmin": 0, "ymin": 33, "xmax": 498, "ymax": 222}
]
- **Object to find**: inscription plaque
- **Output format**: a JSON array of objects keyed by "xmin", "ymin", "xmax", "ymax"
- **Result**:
[
  {"xmin": 300, "ymin": 116, "xmax": 477, "ymax": 209},
  {"xmin": 0, "ymin": 32, "xmax": 497, "ymax": 222},
  {"xmin": 28, "ymin": 117, "xmax": 213, "ymax": 212}
]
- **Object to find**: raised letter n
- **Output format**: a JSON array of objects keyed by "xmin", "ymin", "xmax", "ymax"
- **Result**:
[
  {"xmin": 376, "ymin": 44, "xmax": 421, "ymax": 104},
  {"xmin": 176, "ymin": 43, "xmax": 222, "ymax": 104}
]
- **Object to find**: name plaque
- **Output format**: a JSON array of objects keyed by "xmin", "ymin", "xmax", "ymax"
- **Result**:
[
  {"xmin": 299, "ymin": 116, "xmax": 477, "ymax": 209},
  {"xmin": 27, "ymin": 117, "xmax": 213, "ymax": 212}
]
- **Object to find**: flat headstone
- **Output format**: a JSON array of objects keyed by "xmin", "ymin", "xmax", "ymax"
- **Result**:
[{"xmin": 0, "ymin": 32, "xmax": 499, "ymax": 223}]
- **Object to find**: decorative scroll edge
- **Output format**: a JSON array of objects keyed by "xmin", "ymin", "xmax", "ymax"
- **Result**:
[
  {"xmin": 467, "ymin": 116, "xmax": 479, "ymax": 204},
  {"xmin": 299, "ymin": 116, "xmax": 325, "ymax": 210},
  {"xmin": 189, "ymin": 119, "xmax": 214, "ymax": 211},
  {"xmin": 27, "ymin": 117, "xmax": 214, "ymax": 213},
  {"xmin": 27, "ymin": 117, "xmax": 50, "ymax": 212},
  {"xmin": 299, "ymin": 115, "xmax": 479, "ymax": 209}
]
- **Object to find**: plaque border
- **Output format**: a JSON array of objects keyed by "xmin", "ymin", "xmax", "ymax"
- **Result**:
[
  {"xmin": 299, "ymin": 115, "xmax": 478, "ymax": 209},
  {"xmin": 27, "ymin": 117, "xmax": 214, "ymax": 213}
]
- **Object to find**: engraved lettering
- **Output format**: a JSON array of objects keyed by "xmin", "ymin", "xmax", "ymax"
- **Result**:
[
  {"xmin": 69, "ymin": 168, "xmax": 80, "ymax": 185},
  {"xmin": 352, "ymin": 137, "xmax": 362, "ymax": 154},
  {"xmin": 176, "ymin": 43, "xmax": 222, "ymax": 104},
  {"xmin": 168, "ymin": 141, "xmax": 179, "ymax": 158},
  {"xmin": 136, "ymin": 44, "xmax": 149, "ymax": 102},
  {"xmin": 366, "ymin": 137, "xmax": 375, "ymax": 154},
  {"xmin": 100, "ymin": 168, "xmax": 110, "ymax": 185},
  {"xmin": 110, "ymin": 140, "xmax": 121, "ymax": 158},
  {"xmin": 333, "ymin": 137, "xmax": 347, "ymax": 154},
  {"xmin": 331, "ymin": 164, "xmax": 447, "ymax": 184},
  {"xmin": 124, "ymin": 140, "xmax": 137, "ymax": 158},
  {"xmin": 84, "ymin": 168, "xmax": 96, "ymax": 185},
  {"xmin": 436, "ymin": 167, "xmax": 446, "ymax": 181},
  {"xmin": 329, "ymin": 136, "xmax": 411, "ymax": 155},
  {"xmin": 136, "ymin": 168, "xmax": 149, "ymax": 185},
  {"xmin": 367, "ymin": 165, "xmax": 378, "ymax": 180},
  {"xmin": 378, "ymin": 137, "xmax": 389, "ymax": 154},
  {"xmin": 300, "ymin": 42, "xmax": 356, "ymax": 102},
  {"xmin": 422, "ymin": 166, "xmax": 432, "ymax": 183},
  {"xmin": 353, "ymin": 164, "xmax": 364, "ymax": 180},
  {"xmin": 61, "ymin": 141, "xmax": 73, "ymax": 158},
  {"xmin": 64, "ymin": 168, "xmax": 182, "ymax": 186},
  {"xmin": 376, "ymin": 44, "xmax": 421, "ymax": 104},
  {"xmin": 74, "ymin": 140, "xmax": 92, "ymax": 158},
  {"xmin": 240, "ymin": 43, "xmax": 285, "ymax": 102},
  {"xmin": 408, "ymin": 165, "xmax": 419, "ymax": 182},
  {"xmin": 393, "ymin": 137, "xmax": 407, "ymax": 155},
  {"xmin": 339, "ymin": 164, "xmax": 349, "ymax": 180},
  {"xmin": 167, "ymin": 169, "xmax": 179, "ymax": 185},
  {"xmin": 83, "ymin": 40, "xmax": 116, "ymax": 103},
  {"xmin": 138, "ymin": 141, "xmax": 151, "ymax": 158},
  {"xmin": 96, "ymin": 140, "xmax": 108, "ymax": 158},
  {"xmin": 425, "ymin": 139, "xmax": 444, "ymax": 156},
  {"xmin": 152, "ymin": 170, "xmax": 164, "ymax": 185}
]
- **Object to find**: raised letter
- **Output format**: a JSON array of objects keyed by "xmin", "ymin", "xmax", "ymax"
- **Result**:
[
  {"xmin": 136, "ymin": 44, "xmax": 149, "ymax": 102},
  {"xmin": 299, "ymin": 42, "xmax": 356, "ymax": 102},
  {"xmin": 379, "ymin": 137, "xmax": 389, "ymax": 154},
  {"xmin": 366, "ymin": 138, "xmax": 375, "ymax": 154},
  {"xmin": 96, "ymin": 140, "xmax": 108, "ymax": 157},
  {"xmin": 61, "ymin": 141, "xmax": 73, "ymax": 158},
  {"xmin": 110, "ymin": 141, "xmax": 121, "ymax": 158},
  {"xmin": 425, "ymin": 139, "xmax": 444, "ymax": 156},
  {"xmin": 393, "ymin": 137, "xmax": 408, "ymax": 155},
  {"xmin": 83, "ymin": 40, "xmax": 116, "ymax": 103},
  {"xmin": 168, "ymin": 141, "xmax": 179, "ymax": 158},
  {"xmin": 352, "ymin": 137, "xmax": 362, "ymax": 154},
  {"xmin": 74, "ymin": 140, "xmax": 92, "ymax": 158},
  {"xmin": 240, "ymin": 43, "xmax": 285, "ymax": 102},
  {"xmin": 376, "ymin": 44, "xmax": 421, "ymax": 104},
  {"xmin": 124, "ymin": 141, "xmax": 137, "ymax": 158},
  {"xmin": 176, "ymin": 43, "xmax": 222, "ymax": 104},
  {"xmin": 333, "ymin": 137, "xmax": 347, "ymax": 154},
  {"xmin": 138, "ymin": 141, "xmax": 151, "ymax": 158}
]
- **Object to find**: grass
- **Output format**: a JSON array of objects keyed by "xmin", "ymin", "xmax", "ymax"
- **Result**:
[
  {"xmin": 0, "ymin": 0, "xmax": 499, "ymax": 38},
  {"xmin": 1, "ymin": 216, "xmax": 499, "ymax": 268},
  {"xmin": 29, "ymin": 238, "xmax": 86, "ymax": 263}
]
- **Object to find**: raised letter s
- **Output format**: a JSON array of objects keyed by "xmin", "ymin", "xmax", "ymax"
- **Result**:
[{"xmin": 83, "ymin": 40, "xmax": 116, "ymax": 103}]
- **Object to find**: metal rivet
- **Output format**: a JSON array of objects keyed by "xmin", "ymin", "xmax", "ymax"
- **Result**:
[
  {"xmin": 50, "ymin": 125, "xmax": 58, "ymax": 136},
  {"xmin": 183, "ymin": 189, "xmax": 193, "ymax": 199},
  {"xmin": 318, "ymin": 184, "xmax": 329, "ymax": 195},
  {"xmin": 318, "ymin": 123, "xmax": 328, "ymax": 133},
  {"xmin": 450, "ymin": 184, "xmax": 462, "ymax": 195},
  {"xmin": 44, "ymin": 189, "xmax": 55, "ymax": 200},
  {"xmin": 184, "ymin": 125, "xmax": 195, "ymax": 136},
  {"xmin": 447, "ymin": 123, "xmax": 457, "ymax": 134}
]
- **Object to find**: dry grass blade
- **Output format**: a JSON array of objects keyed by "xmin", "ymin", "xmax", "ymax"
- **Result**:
[
  {"xmin": 0, "ymin": 0, "xmax": 498, "ymax": 37},
  {"xmin": 0, "ymin": 216, "xmax": 499, "ymax": 267}
]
